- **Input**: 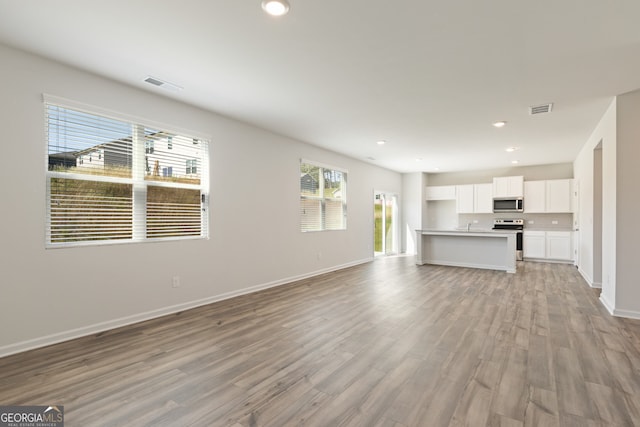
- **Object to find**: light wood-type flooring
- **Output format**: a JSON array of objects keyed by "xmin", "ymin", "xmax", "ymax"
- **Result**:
[{"xmin": 2, "ymin": 257, "xmax": 640, "ymax": 426}]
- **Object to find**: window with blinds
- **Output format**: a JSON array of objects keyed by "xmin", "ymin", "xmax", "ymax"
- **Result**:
[
  {"xmin": 300, "ymin": 160, "xmax": 347, "ymax": 232},
  {"xmin": 45, "ymin": 100, "xmax": 209, "ymax": 247}
]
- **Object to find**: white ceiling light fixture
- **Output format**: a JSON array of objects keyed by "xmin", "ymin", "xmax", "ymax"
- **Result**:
[
  {"xmin": 493, "ymin": 121, "xmax": 507, "ymax": 128},
  {"xmin": 505, "ymin": 146, "xmax": 519, "ymax": 152},
  {"xmin": 511, "ymin": 160, "xmax": 519, "ymax": 164},
  {"xmin": 376, "ymin": 140, "xmax": 386, "ymax": 145},
  {"xmin": 262, "ymin": 0, "xmax": 290, "ymax": 16}
]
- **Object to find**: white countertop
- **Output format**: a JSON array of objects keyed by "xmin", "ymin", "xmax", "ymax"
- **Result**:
[
  {"xmin": 524, "ymin": 228, "xmax": 574, "ymax": 232},
  {"xmin": 418, "ymin": 228, "xmax": 519, "ymax": 235}
]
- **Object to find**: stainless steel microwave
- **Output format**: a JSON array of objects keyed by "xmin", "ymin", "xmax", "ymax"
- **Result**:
[{"xmin": 493, "ymin": 197, "xmax": 524, "ymax": 213}]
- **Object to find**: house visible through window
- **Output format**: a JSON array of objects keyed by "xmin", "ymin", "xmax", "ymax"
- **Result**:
[
  {"xmin": 300, "ymin": 160, "xmax": 347, "ymax": 231},
  {"xmin": 186, "ymin": 159, "xmax": 197, "ymax": 175},
  {"xmin": 45, "ymin": 98, "xmax": 210, "ymax": 247}
]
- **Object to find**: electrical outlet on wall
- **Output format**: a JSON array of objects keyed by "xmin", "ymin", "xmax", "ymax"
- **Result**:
[{"xmin": 172, "ymin": 276, "xmax": 181, "ymax": 288}]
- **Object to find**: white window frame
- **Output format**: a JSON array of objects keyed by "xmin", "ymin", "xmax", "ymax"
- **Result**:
[
  {"xmin": 44, "ymin": 94, "xmax": 210, "ymax": 248},
  {"xmin": 300, "ymin": 159, "xmax": 347, "ymax": 232}
]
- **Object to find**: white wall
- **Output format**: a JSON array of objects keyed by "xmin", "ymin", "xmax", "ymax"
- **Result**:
[
  {"xmin": 574, "ymin": 100, "xmax": 617, "ymax": 305},
  {"xmin": 614, "ymin": 89, "xmax": 640, "ymax": 318},
  {"xmin": 0, "ymin": 44, "xmax": 402, "ymax": 356},
  {"xmin": 401, "ymin": 172, "xmax": 426, "ymax": 254},
  {"xmin": 426, "ymin": 163, "xmax": 574, "ymax": 186}
]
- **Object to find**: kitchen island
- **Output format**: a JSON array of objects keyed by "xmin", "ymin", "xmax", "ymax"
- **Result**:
[{"xmin": 415, "ymin": 229, "xmax": 517, "ymax": 273}]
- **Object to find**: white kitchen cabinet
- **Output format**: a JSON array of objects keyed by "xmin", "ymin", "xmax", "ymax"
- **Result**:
[
  {"xmin": 474, "ymin": 183, "xmax": 493, "ymax": 213},
  {"xmin": 546, "ymin": 231, "xmax": 572, "ymax": 260},
  {"xmin": 493, "ymin": 176, "xmax": 524, "ymax": 198},
  {"xmin": 456, "ymin": 185, "xmax": 474, "ymax": 213},
  {"xmin": 523, "ymin": 179, "xmax": 573, "ymax": 213},
  {"xmin": 456, "ymin": 184, "xmax": 492, "ymax": 213},
  {"xmin": 425, "ymin": 185, "xmax": 456, "ymax": 201},
  {"xmin": 524, "ymin": 230, "xmax": 573, "ymax": 261},
  {"xmin": 546, "ymin": 179, "xmax": 572, "ymax": 213},
  {"xmin": 524, "ymin": 181, "xmax": 546, "ymax": 213},
  {"xmin": 523, "ymin": 231, "xmax": 546, "ymax": 258}
]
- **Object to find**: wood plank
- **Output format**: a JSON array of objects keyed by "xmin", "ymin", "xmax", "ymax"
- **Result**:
[
  {"xmin": 554, "ymin": 346, "xmax": 595, "ymax": 420},
  {"xmin": 491, "ymin": 347, "xmax": 529, "ymax": 421}
]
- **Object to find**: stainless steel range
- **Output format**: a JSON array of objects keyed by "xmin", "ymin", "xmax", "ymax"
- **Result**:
[{"xmin": 493, "ymin": 219, "xmax": 524, "ymax": 261}]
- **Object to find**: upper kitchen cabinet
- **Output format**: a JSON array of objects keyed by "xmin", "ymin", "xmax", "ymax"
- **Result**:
[
  {"xmin": 524, "ymin": 181, "xmax": 546, "ymax": 213},
  {"xmin": 456, "ymin": 185, "xmax": 475, "ymax": 213},
  {"xmin": 524, "ymin": 179, "xmax": 573, "ymax": 213},
  {"xmin": 493, "ymin": 176, "xmax": 524, "ymax": 198},
  {"xmin": 474, "ymin": 183, "xmax": 493, "ymax": 213},
  {"xmin": 456, "ymin": 183, "xmax": 493, "ymax": 213},
  {"xmin": 546, "ymin": 179, "xmax": 572, "ymax": 213},
  {"xmin": 425, "ymin": 185, "xmax": 456, "ymax": 201}
]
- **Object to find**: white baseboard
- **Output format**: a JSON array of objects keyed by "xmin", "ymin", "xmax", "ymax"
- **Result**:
[
  {"xmin": 0, "ymin": 257, "xmax": 373, "ymax": 358},
  {"xmin": 610, "ymin": 307, "xmax": 640, "ymax": 320},
  {"xmin": 577, "ymin": 267, "xmax": 598, "ymax": 288},
  {"xmin": 598, "ymin": 295, "xmax": 640, "ymax": 319},
  {"xmin": 600, "ymin": 294, "xmax": 615, "ymax": 315},
  {"xmin": 524, "ymin": 258, "xmax": 574, "ymax": 265}
]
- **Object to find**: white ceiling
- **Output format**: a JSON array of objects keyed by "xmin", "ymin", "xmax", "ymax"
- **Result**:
[{"xmin": 1, "ymin": 1, "xmax": 640, "ymax": 173}]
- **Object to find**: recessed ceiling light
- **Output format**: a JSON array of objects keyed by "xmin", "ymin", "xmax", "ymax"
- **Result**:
[
  {"xmin": 505, "ymin": 146, "xmax": 519, "ymax": 152},
  {"xmin": 376, "ymin": 140, "xmax": 386, "ymax": 145},
  {"xmin": 511, "ymin": 160, "xmax": 519, "ymax": 164},
  {"xmin": 262, "ymin": 0, "xmax": 290, "ymax": 16},
  {"xmin": 493, "ymin": 121, "xmax": 507, "ymax": 128}
]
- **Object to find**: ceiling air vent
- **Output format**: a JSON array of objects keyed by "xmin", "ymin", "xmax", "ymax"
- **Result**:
[
  {"xmin": 529, "ymin": 103, "xmax": 553, "ymax": 115},
  {"xmin": 144, "ymin": 76, "xmax": 164, "ymax": 86},
  {"xmin": 143, "ymin": 76, "xmax": 183, "ymax": 92}
]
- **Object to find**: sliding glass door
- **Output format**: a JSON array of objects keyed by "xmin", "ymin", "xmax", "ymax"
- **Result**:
[{"xmin": 374, "ymin": 192, "xmax": 398, "ymax": 256}]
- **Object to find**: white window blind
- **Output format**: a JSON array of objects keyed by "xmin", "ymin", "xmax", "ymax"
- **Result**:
[
  {"xmin": 45, "ymin": 101, "xmax": 209, "ymax": 247},
  {"xmin": 300, "ymin": 160, "xmax": 347, "ymax": 232}
]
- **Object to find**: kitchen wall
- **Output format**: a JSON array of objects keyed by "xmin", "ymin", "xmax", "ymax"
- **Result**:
[
  {"xmin": 0, "ymin": 43, "xmax": 402, "ymax": 356},
  {"xmin": 426, "ymin": 200, "xmax": 457, "ymax": 230},
  {"xmin": 457, "ymin": 213, "xmax": 573, "ymax": 230},
  {"xmin": 426, "ymin": 163, "xmax": 573, "ymax": 186}
]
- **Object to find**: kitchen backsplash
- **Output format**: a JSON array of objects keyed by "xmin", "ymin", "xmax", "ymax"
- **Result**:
[
  {"xmin": 457, "ymin": 213, "xmax": 574, "ymax": 230},
  {"xmin": 425, "ymin": 199, "xmax": 575, "ymax": 231}
]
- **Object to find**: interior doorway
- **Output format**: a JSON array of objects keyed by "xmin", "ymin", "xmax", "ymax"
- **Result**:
[{"xmin": 374, "ymin": 192, "xmax": 398, "ymax": 256}]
